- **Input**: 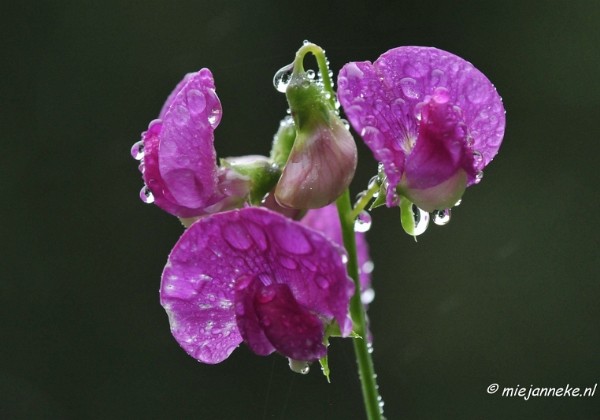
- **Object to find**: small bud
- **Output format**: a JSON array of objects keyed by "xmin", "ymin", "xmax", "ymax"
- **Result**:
[{"xmin": 274, "ymin": 44, "xmax": 357, "ymax": 209}]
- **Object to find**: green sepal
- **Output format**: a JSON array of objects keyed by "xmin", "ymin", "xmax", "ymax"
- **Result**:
[
  {"xmin": 400, "ymin": 196, "xmax": 417, "ymax": 238},
  {"xmin": 270, "ymin": 116, "xmax": 296, "ymax": 167},
  {"xmin": 220, "ymin": 157, "xmax": 281, "ymax": 205}
]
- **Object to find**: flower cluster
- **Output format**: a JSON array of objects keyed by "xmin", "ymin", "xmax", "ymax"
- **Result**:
[{"xmin": 132, "ymin": 43, "xmax": 504, "ymax": 372}]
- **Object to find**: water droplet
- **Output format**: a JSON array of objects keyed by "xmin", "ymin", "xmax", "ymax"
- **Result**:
[
  {"xmin": 273, "ymin": 63, "xmax": 294, "ymax": 93},
  {"xmin": 399, "ymin": 77, "xmax": 419, "ymax": 99},
  {"xmin": 472, "ymin": 150, "xmax": 483, "ymax": 164},
  {"xmin": 361, "ymin": 260, "xmax": 374, "ymax": 274},
  {"xmin": 361, "ymin": 288, "xmax": 375, "ymax": 304},
  {"xmin": 208, "ymin": 108, "xmax": 221, "ymax": 128},
  {"xmin": 130, "ymin": 140, "xmax": 144, "ymax": 160},
  {"xmin": 315, "ymin": 276, "xmax": 330, "ymax": 289},
  {"xmin": 186, "ymin": 89, "xmax": 206, "ymax": 115},
  {"xmin": 341, "ymin": 254, "xmax": 348, "ymax": 264},
  {"xmin": 354, "ymin": 211, "xmax": 372, "ymax": 232},
  {"xmin": 341, "ymin": 118, "xmax": 350, "ymax": 129},
  {"xmin": 412, "ymin": 204, "xmax": 429, "ymax": 235},
  {"xmin": 257, "ymin": 288, "xmax": 275, "ymax": 304},
  {"xmin": 222, "ymin": 222, "xmax": 253, "ymax": 251},
  {"xmin": 289, "ymin": 358, "xmax": 310, "ymax": 374},
  {"xmin": 278, "ymin": 255, "xmax": 298, "ymax": 270},
  {"xmin": 454, "ymin": 199, "xmax": 462, "ymax": 207},
  {"xmin": 139, "ymin": 185, "xmax": 154, "ymax": 203},
  {"xmin": 173, "ymin": 104, "xmax": 190, "ymax": 127},
  {"xmin": 475, "ymin": 171, "xmax": 484, "ymax": 184},
  {"xmin": 306, "ymin": 69, "xmax": 315, "ymax": 79},
  {"xmin": 432, "ymin": 209, "xmax": 451, "ymax": 226},
  {"xmin": 302, "ymin": 39, "xmax": 310, "ymax": 45},
  {"xmin": 368, "ymin": 175, "xmax": 380, "ymax": 191}
]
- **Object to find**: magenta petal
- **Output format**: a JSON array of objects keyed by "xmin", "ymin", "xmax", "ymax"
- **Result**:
[
  {"xmin": 338, "ymin": 47, "xmax": 505, "ymax": 207},
  {"xmin": 141, "ymin": 69, "xmax": 227, "ymax": 218},
  {"xmin": 158, "ymin": 69, "xmax": 221, "ymax": 209},
  {"xmin": 160, "ymin": 207, "xmax": 354, "ymax": 364},
  {"xmin": 254, "ymin": 283, "xmax": 326, "ymax": 361},
  {"xmin": 234, "ymin": 276, "xmax": 276, "ymax": 356}
]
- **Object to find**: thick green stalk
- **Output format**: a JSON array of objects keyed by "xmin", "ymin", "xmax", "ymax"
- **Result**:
[{"xmin": 336, "ymin": 189, "xmax": 383, "ymax": 420}]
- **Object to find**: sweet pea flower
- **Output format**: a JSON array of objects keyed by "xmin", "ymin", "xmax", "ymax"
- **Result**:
[
  {"xmin": 160, "ymin": 207, "xmax": 354, "ymax": 365},
  {"xmin": 338, "ymin": 47, "xmax": 505, "ymax": 212},
  {"xmin": 132, "ymin": 69, "xmax": 253, "ymax": 218}
]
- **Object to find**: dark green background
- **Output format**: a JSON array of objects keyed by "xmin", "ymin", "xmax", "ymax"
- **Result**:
[{"xmin": 2, "ymin": 1, "xmax": 598, "ymax": 419}]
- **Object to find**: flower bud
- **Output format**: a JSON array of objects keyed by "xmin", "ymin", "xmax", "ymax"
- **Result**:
[{"xmin": 274, "ymin": 52, "xmax": 357, "ymax": 209}]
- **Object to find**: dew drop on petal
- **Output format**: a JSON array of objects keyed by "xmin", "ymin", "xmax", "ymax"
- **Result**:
[
  {"xmin": 474, "ymin": 171, "xmax": 484, "ymax": 184},
  {"xmin": 412, "ymin": 204, "xmax": 429, "ymax": 235},
  {"xmin": 314, "ymin": 276, "xmax": 330, "ymax": 289},
  {"xmin": 273, "ymin": 63, "xmax": 294, "ymax": 93},
  {"xmin": 173, "ymin": 104, "xmax": 190, "ymax": 127},
  {"xmin": 432, "ymin": 209, "xmax": 451, "ymax": 226},
  {"xmin": 472, "ymin": 150, "xmax": 483, "ymax": 164},
  {"xmin": 354, "ymin": 211, "xmax": 372, "ymax": 233},
  {"xmin": 257, "ymin": 288, "xmax": 276, "ymax": 304},
  {"xmin": 139, "ymin": 185, "xmax": 154, "ymax": 204},
  {"xmin": 208, "ymin": 108, "xmax": 221, "ymax": 128},
  {"xmin": 186, "ymin": 89, "xmax": 206, "ymax": 115},
  {"xmin": 130, "ymin": 140, "xmax": 144, "ymax": 160},
  {"xmin": 306, "ymin": 69, "xmax": 315, "ymax": 80},
  {"xmin": 278, "ymin": 255, "xmax": 298, "ymax": 270},
  {"xmin": 399, "ymin": 77, "xmax": 419, "ymax": 99}
]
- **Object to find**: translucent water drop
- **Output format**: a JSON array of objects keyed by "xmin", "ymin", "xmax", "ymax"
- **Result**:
[
  {"xmin": 341, "ymin": 254, "xmax": 348, "ymax": 264},
  {"xmin": 475, "ymin": 171, "xmax": 484, "ymax": 184},
  {"xmin": 302, "ymin": 39, "xmax": 310, "ymax": 45},
  {"xmin": 306, "ymin": 69, "xmax": 315, "ymax": 79},
  {"xmin": 361, "ymin": 288, "xmax": 375, "ymax": 304},
  {"xmin": 139, "ymin": 185, "xmax": 154, "ymax": 204},
  {"xmin": 208, "ymin": 107, "xmax": 221, "ymax": 128},
  {"xmin": 368, "ymin": 175, "xmax": 380, "ymax": 190},
  {"xmin": 288, "ymin": 358, "xmax": 310, "ymax": 374},
  {"xmin": 432, "ymin": 209, "xmax": 451, "ymax": 226},
  {"xmin": 361, "ymin": 260, "xmax": 374, "ymax": 274},
  {"xmin": 354, "ymin": 191, "xmax": 367, "ymax": 208},
  {"xmin": 454, "ymin": 199, "xmax": 462, "ymax": 206},
  {"xmin": 354, "ymin": 211, "xmax": 372, "ymax": 233},
  {"xmin": 412, "ymin": 204, "xmax": 429, "ymax": 235},
  {"xmin": 273, "ymin": 63, "xmax": 294, "ymax": 93},
  {"xmin": 472, "ymin": 150, "xmax": 483, "ymax": 164},
  {"xmin": 130, "ymin": 140, "xmax": 144, "ymax": 160},
  {"xmin": 341, "ymin": 118, "xmax": 350, "ymax": 129}
]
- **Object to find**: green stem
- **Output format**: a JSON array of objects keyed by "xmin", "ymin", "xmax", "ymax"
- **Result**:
[
  {"xmin": 293, "ymin": 43, "xmax": 336, "ymax": 109},
  {"xmin": 336, "ymin": 189, "xmax": 383, "ymax": 420}
]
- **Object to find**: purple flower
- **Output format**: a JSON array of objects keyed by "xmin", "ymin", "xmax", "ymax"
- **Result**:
[
  {"xmin": 132, "ymin": 69, "xmax": 250, "ymax": 218},
  {"xmin": 338, "ymin": 47, "xmax": 505, "ymax": 212},
  {"xmin": 301, "ymin": 204, "xmax": 373, "ymax": 304},
  {"xmin": 160, "ymin": 207, "xmax": 354, "ymax": 364}
]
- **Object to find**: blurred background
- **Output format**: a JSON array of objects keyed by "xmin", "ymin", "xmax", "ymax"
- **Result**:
[{"xmin": 2, "ymin": 1, "xmax": 598, "ymax": 419}]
